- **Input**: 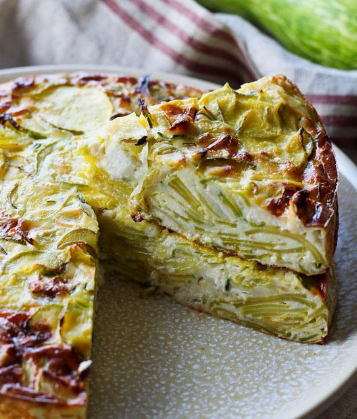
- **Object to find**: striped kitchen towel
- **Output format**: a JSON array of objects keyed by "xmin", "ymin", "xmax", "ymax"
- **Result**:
[{"xmin": 0, "ymin": 0, "xmax": 356, "ymax": 144}]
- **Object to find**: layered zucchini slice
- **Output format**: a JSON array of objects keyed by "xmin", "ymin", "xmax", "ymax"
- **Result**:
[{"xmin": 127, "ymin": 76, "xmax": 338, "ymax": 275}]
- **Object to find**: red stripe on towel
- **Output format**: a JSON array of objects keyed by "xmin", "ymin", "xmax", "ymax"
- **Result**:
[
  {"xmin": 308, "ymin": 95, "xmax": 357, "ymax": 106},
  {"xmin": 130, "ymin": 0, "xmax": 248, "ymax": 75},
  {"xmin": 101, "ymin": 0, "xmax": 244, "ymax": 82},
  {"xmin": 161, "ymin": 0, "xmax": 257, "ymax": 80}
]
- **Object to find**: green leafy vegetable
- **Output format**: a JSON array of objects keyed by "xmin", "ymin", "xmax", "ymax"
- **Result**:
[{"xmin": 197, "ymin": 0, "xmax": 357, "ymax": 70}]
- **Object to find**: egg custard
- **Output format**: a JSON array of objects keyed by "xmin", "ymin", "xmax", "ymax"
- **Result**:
[{"xmin": 0, "ymin": 73, "xmax": 337, "ymax": 418}]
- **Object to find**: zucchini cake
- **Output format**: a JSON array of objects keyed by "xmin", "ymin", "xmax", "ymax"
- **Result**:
[
  {"xmin": 0, "ymin": 73, "xmax": 338, "ymax": 418},
  {"xmin": 128, "ymin": 76, "xmax": 338, "ymax": 275}
]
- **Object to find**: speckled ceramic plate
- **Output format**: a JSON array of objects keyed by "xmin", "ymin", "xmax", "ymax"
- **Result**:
[{"xmin": 0, "ymin": 65, "xmax": 356, "ymax": 419}]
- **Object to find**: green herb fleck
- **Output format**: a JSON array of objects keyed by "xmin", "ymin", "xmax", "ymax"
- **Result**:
[
  {"xmin": 138, "ymin": 97, "xmax": 154, "ymax": 128},
  {"xmin": 225, "ymin": 279, "xmax": 231, "ymax": 291},
  {"xmin": 202, "ymin": 106, "xmax": 217, "ymax": 121}
]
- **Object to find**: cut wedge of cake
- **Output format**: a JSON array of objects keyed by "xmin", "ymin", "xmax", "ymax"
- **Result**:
[
  {"xmin": 128, "ymin": 76, "xmax": 338, "ymax": 275},
  {"xmin": 0, "ymin": 72, "xmax": 338, "ymax": 417}
]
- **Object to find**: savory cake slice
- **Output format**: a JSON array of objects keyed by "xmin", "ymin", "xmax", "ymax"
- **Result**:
[
  {"xmin": 46, "ymin": 114, "xmax": 336, "ymax": 344},
  {"xmin": 0, "ymin": 72, "xmax": 339, "ymax": 418},
  {"xmin": 0, "ymin": 178, "xmax": 98, "ymax": 419},
  {"xmin": 128, "ymin": 76, "xmax": 338, "ymax": 275}
]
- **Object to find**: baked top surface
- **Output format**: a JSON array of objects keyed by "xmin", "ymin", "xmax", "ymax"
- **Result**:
[
  {"xmin": 134, "ymin": 75, "xmax": 337, "ymax": 228},
  {"xmin": 0, "ymin": 72, "xmax": 338, "ymax": 416}
]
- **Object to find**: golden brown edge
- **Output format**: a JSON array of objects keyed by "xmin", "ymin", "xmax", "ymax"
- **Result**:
[{"xmin": 0, "ymin": 394, "xmax": 86, "ymax": 419}]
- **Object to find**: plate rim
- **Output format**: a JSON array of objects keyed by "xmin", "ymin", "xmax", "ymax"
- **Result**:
[{"xmin": 0, "ymin": 64, "xmax": 356, "ymax": 419}]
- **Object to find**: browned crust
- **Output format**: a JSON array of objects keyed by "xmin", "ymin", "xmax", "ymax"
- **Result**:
[
  {"xmin": 0, "ymin": 72, "xmax": 204, "ymax": 118},
  {"xmin": 307, "ymin": 266, "xmax": 335, "ymax": 302},
  {"xmin": 0, "ymin": 395, "xmax": 85, "ymax": 419},
  {"xmin": 272, "ymin": 75, "xmax": 338, "ymax": 232},
  {"xmin": 0, "ymin": 309, "xmax": 90, "ymax": 408},
  {"xmin": 0, "ymin": 213, "xmax": 34, "ymax": 245}
]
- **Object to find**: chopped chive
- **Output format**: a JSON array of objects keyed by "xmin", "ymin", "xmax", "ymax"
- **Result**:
[
  {"xmin": 136, "ymin": 74, "xmax": 150, "ymax": 96},
  {"xmin": 202, "ymin": 106, "xmax": 217, "ymax": 121},
  {"xmin": 135, "ymin": 135, "xmax": 147, "ymax": 146},
  {"xmin": 78, "ymin": 194, "xmax": 86, "ymax": 204},
  {"xmin": 138, "ymin": 97, "xmax": 154, "ymax": 128},
  {"xmin": 8, "ymin": 184, "xmax": 18, "ymax": 209},
  {"xmin": 225, "ymin": 279, "xmax": 231, "ymax": 291},
  {"xmin": 55, "ymin": 126, "xmax": 83, "ymax": 135},
  {"xmin": 157, "ymin": 132, "xmax": 171, "ymax": 140},
  {"xmin": 217, "ymin": 102, "xmax": 227, "ymax": 124},
  {"xmin": 110, "ymin": 112, "xmax": 129, "ymax": 120}
]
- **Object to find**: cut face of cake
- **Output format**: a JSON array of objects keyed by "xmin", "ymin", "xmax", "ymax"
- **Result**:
[
  {"xmin": 0, "ymin": 73, "xmax": 338, "ymax": 417},
  {"xmin": 128, "ymin": 76, "xmax": 338, "ymax": 275}
]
